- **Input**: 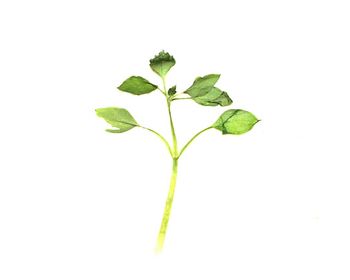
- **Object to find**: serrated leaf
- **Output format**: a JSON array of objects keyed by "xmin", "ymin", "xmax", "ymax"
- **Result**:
[
  {"xmin": 213, "ymin": 109, "xmax": 259, "ymax": 135},
  {"xmin": 192, "ymin": 87, "xmax": 232, "ymax": 106},
  {"xmin": 168, "ymin": 85, "xmax": 177, "ymax": 96},
  {"xmin": 150, "ymin": 51, "xmax": 176, "ymax": 78},
  {"xmin": 185, "ymin": 74, "xmax": 220, "ymax": 98},
  {"xmin": 118, "ymin": 76, "xmax": 157, "ymax": 95},
  {"xmin": 95, "ymin": 107, "xmax": 138, "ymax": 133}
]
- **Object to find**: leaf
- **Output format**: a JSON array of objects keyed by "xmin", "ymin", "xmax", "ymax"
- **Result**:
[
  {"xmin": 185, "ymin": 74, "xmax": 220, "ymax": 98},
  {"xmin": 192, "ymin": 87, "xmax": 232, "ymax": 106},
  {"xmin": 213, "ymin": 109, "xmax": 259, "ymax": 135},
  {"xmin": 149, "ymin": 51, "xmax": 176, "ymax": 78},
  {"xmin": 168, "ymin": 85, "xmax": 177, "ymax": 96},
  {"xmin": 118, "ymin": 76, "xmax": 157, "ymax": 95},
  {"xmin": 105, "ymin": 129, "xmax": 126, "ymax": 133},
  {"xmin": 95, "ymin": 107, "xmax": 138, "ymax": 133}
]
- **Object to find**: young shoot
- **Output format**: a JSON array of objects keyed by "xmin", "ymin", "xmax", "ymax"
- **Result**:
[{"xmin": 95, "ymin": 51, "xmax": 260, "ymax": 252}]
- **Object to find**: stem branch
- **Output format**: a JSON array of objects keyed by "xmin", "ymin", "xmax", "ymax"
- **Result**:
[
  {"xmin": 178, "ymin": 127, "xmax": 212, "ymax": 158},
  {"xmin": 162, "ymin": 76, "xmax": 178, "ymax": 156},
  {"xmin": 167, "ymin": 102, "xmax": 178, "ymax": 156},
  {"xmin": 172, "ymin": 97, "xmax": 193, "ymax": 101},
  {"xmin": 141, "ymin": 126, "xmax": 173, "ymax": 157}
]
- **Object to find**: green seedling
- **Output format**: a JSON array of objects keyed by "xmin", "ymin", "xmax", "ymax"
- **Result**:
[{"xmin": 95, "ymin": 51, "xmax": 259, "ymax": 252}]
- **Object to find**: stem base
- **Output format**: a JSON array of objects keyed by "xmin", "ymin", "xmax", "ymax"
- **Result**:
[{"xmin": 155, "ymin": 159, "xmax": 178, "ymax": 252}]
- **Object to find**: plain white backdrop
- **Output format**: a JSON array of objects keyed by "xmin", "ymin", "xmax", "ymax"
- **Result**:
[{"xmin": 1, "ymin": 0, "xmax": 350, "ymax": 279}]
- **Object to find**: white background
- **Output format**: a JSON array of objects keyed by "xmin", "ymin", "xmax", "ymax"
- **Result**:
[{"xmin": 1, "ymin": 0, "xmax": 350, "ymax": 279}]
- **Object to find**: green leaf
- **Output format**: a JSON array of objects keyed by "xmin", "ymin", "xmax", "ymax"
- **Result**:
[
  {"xmin": 192, "ymin": 87, "xmax": 232, "ymax": 106},
  {"xmin": 213, "ymin": 109, "xmax": 259, "ymax": 135},
  {"xmin": 150, "ymin": 51, "xmax": 176, "ymax": 78},
  {"xmin": 185, "ymin": 74, "xmax": 220, "ymax": 98},
  {"xmin": 118, "ymin": 76, "xmax": 157, "ymax": 95},
  {"xmin": 168, "ymin": 85, "xmax": 177, "ymax": 96},
  {"xmin": 95, "ymin": 107, "xmax": 138, "ymax": 133},
  {"xmin": 105, "ymin": 129, "xmax": 126, "ymax": 133}
]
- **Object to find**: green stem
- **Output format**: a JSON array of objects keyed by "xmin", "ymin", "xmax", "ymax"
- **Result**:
[
  {"xmin": 155, "ymin": 76, "xmax": 180, "ymax": 252},
  {"xmin": 162, "ymin": 76, "xmax": 178, "ymax": 156},
  {"xmin": 156, "ymin": 158, "xmax": 178, "ymax": 252},
  {"xmin": 167, "ymin": 101, "xmax": 178, "ymax": 156},
  {"xmin": 157, "ymin": 87, "xmax": 167, "ymax": 96},
  {"xmin": 172, "ymin": 97, "xmax": 193, "ymax": 101},
  {"xmin": 178, "ymin": 127, "xmax": 212, "ymax": 158},
  {"xmin": 141, "ymin": 126, "xmax": 173, "ymax": 157}
]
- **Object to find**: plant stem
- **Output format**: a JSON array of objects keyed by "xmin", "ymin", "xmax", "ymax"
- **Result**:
[
  {"xmin": 155, "ymin": 76, "xmax": 180, "ymax": 252},
  {"xmin": 167, "ymin": 101, "xmax": 178, "ymax": 156},
  {"xmin": 156, "ymin": 127, "xmax": 212, "ymax": 251},
  {"xmin": 141, "ymin": 126, "xmax": 173, "ymax": 157},
  {"xmin": 156, "ymin": 158, "xmax": 178, "ymax": 252},
  {"xmin": 178, "ymin": 127, "xmax": 212, "ymax": 158},
  {"xmin": 172, "ymin": 97, "xmax": 193, "ymax": 101},
  {"xmin": 162, "ymin": 76, "xmax": 178, "ymax": 156}
]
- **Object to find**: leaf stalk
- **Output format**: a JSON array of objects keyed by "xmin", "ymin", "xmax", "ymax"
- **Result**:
[{"xmin": 178, "ymin": 127, "xmax": 212, "ymax": 158}]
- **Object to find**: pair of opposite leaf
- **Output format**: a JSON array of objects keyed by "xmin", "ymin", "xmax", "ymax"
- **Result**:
[{"xmin": 96, "ymin": 51, "xmax": 259, "ymax": 136}]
